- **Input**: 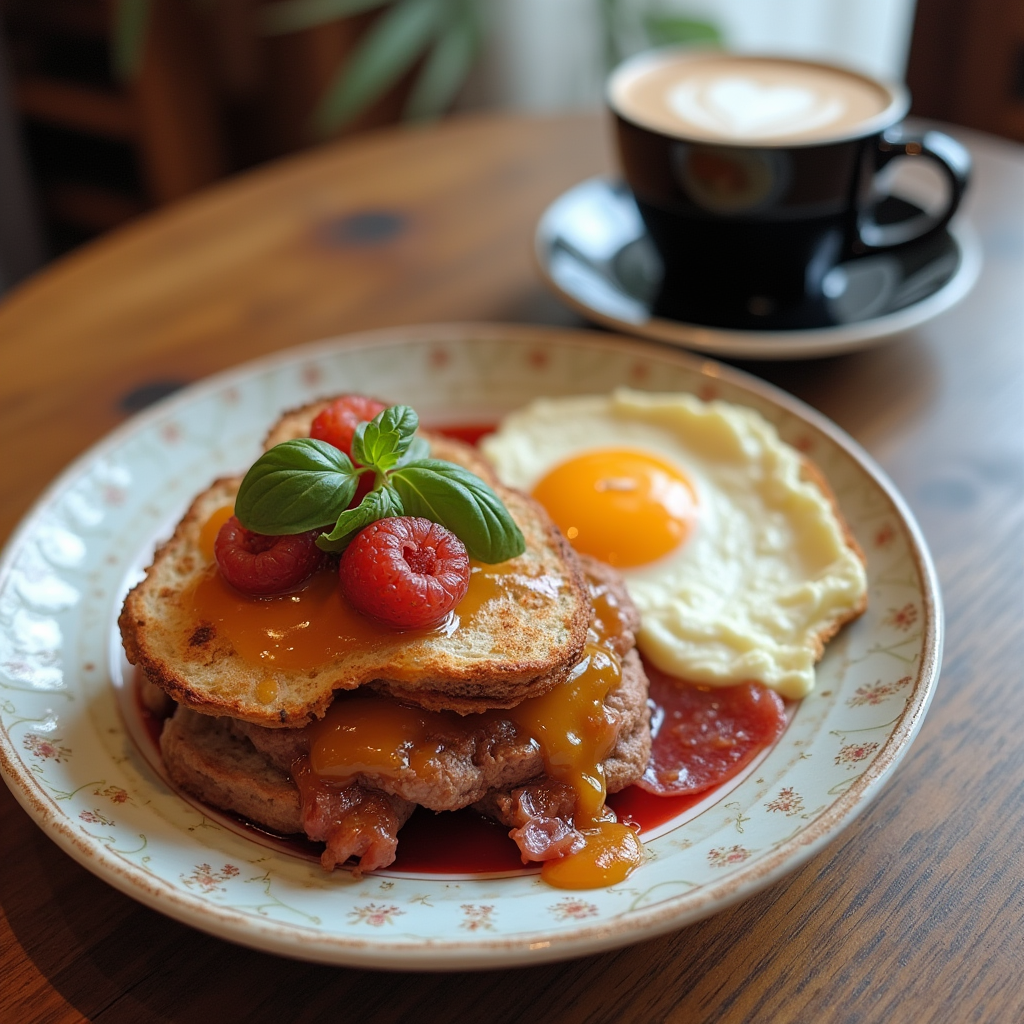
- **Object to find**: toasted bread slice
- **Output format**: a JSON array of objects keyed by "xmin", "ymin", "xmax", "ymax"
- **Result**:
[{"xmin": 120, "ymin": 427, "xmax": 590, "ymax": 728}]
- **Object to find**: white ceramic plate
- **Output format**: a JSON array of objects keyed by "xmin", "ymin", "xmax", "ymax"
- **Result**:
[{"xmin": 0, "ymin": 324, "xmax": 941, "ymax": 969}]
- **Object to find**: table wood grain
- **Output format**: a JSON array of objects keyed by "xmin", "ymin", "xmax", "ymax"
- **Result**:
[{"xmin": 1, "ymin": 113, "xmax": 1022, "ymax": 1024}]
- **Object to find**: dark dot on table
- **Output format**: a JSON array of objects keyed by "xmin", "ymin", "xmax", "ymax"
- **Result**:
[
  {"xmin": 320, "ymin": 211, "xmax": 408, "ymax": 247},
  {"xmin": 119, "ymin": 380, "xmax": 189, "ymax": 414}
]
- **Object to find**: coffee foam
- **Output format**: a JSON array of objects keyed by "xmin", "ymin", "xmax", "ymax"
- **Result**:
[{"xmin": 610, "ymin": 53, "xmax": 894, "ymax": 145}]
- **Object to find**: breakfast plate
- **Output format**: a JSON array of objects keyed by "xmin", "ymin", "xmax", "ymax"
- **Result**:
[
  {"xmin": 535, "ymin": 178, "xmax": 981, "ymax": 359},
  {"xmin": 0, "ymin": 323, "xmax": 941, "ymax": 968}
]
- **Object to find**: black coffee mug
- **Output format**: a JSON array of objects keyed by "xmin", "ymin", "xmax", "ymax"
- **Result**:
[{"xmin": 608, "ymin": 51, "xmax": 971, "ymax": 330}]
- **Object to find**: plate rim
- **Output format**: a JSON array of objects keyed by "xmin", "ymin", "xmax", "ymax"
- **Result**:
[
  {"xmin": 0, "ymin": 322, "xmax": 943, "ymax": 968},
  {"xmin": 534, "ymin": 176, "xmax": 982, "ymax": 360}
]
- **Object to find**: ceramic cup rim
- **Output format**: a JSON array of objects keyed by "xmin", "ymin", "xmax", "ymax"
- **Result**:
[{"xmin": 607, "ymin": 48, "xmax": 911, "ymax": 150}]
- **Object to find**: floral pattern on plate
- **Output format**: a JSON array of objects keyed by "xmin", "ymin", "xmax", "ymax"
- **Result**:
[{"xmin": 0, "ymin": 325, "xmax": 941, "ymax": 969}]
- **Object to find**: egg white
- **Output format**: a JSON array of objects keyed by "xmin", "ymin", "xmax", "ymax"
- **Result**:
[{"xmin": 481, "ymin": 389, "xmax": 867, "ymax": 698}]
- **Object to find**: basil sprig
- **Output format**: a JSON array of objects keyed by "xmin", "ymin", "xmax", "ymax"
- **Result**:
[
  {"xmin": 234, "ymin": 405, "xmax": 525, "ymax": 563},
  {"xmin": 233, "ymin": 439, "xmax": 359, "ymax": 534},
  {"xmin": 319, "ymin": 484, "xmax": 403, "ymax": 546}
]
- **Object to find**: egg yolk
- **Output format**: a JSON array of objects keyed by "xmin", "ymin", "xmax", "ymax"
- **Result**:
[{"xmin": 531, "ymin": 448, "xmax": 697, "ymax": 567}]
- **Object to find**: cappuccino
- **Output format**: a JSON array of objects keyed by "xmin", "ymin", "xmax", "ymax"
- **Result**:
[{"xmin": 610, "ymin": 53, "xmax": 896, "ymax": 146}]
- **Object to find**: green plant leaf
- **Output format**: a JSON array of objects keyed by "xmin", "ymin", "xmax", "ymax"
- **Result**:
[
  {"xmin": 377, "ymin": 404, "xmax": 419, "ymax": 442},
  {"xmin": 598, "ymin": 0, "xmax": 624, "ymax": 70},
  {"xmin": 235, "ymin": 439, "xmax": 359, "ymax": 534},
  {"xmin": 395, "ymin": 435, "xmax": 430, "ymax": 466},
  {"xmin": 390, "ymin": 460, "xmax": 525, "ymax": 563},
  {"xmin": 312, "ymin": 0, "xmax": 446, "ymax": 138},
  {"xmin": 260, "ymin": 0, "xmax": 392, "ymax": 36},
  {"xmin": 642, "ymin": 15, "xmax": 723, "ymax": 47},
  {"xmin": 111, "ymin": 0, "xmax": 152, "ymax": 82},
  {"xmin": 352, "ymin": 404, "xmax": 418, "ymax": 471},
  {"xmin": 352, "ymin": 423, "xmax": 399, "ymax": 469},
  {"xmin": 404, "ymin": 0, "xmax": 481, "ymax": 121},
  {"xmin": 316, "ymin": 485, "xmax": 404, "ymax": 551}
]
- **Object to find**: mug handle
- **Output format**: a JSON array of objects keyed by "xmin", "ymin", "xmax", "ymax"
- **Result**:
[{"xmin": 856, "ymin": 126, "xmax": 972, "ymax": 251}]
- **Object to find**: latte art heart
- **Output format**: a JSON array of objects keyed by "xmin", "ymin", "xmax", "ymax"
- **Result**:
[
  {"xmin": 609, "ymin": 55, "xmax": 893, "ymax": 146},
  {"xmin": 668, "ymin": 77, "xmax": 847, "ymax": 139}
]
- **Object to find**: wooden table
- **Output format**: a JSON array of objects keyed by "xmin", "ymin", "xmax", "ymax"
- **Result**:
[{"xmin": 1, "ymin": 113, "xmax": 1022, "ymax": 1024}]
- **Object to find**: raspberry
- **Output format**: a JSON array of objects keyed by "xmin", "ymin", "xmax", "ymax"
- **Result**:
[
  {"xmin": 339, "ymin": 517, "xmax": 470, "ymax": 630},
  {"xmin": 310, "ymin": 395, "xmax": 388, "ymax": 507},
  {"xmin": 310, "ymin": 395, "xmax": 388, "ymax": 459},
  {"xmin": 215, "ymin": 517, "xmax": 323, "ymax": 595}
]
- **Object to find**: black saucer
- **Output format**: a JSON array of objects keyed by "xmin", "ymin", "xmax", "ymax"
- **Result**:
[{"xmin": 535, "ymin": 178, "xmax": 980, "ymax": 359}]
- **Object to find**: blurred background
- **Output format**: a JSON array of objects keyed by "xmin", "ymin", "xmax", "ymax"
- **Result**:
[{"xmin": 0, "ymin": 0, "xmax": 1021, "ymax": 289}]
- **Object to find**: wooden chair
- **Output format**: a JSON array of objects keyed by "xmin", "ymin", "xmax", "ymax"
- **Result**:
[
  {"xmin": 2, "ymin": 0, "xmax": 226, "ymax": 242},
  {"xmin": 1, "ymin": 0, "xmax": 414, "ymax": 252},
  {"xmin": 907, "ymin": 0, "xmax": 1024, "ymax": 143},
  {"xmin": 0, "ymin": 22, "xmax": 44, "ymax": 291}
]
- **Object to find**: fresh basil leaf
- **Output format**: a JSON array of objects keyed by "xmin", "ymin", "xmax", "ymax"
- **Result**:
[
  {"xmin": 235, "ymin": 439, "xmax": 358, "ymax": 534},
  {"xmin": 390, "ymin": 459, "xmax": 525, "ymax": 563},
  {"xmin": 350, "ymin": 419, "xmax": 372, "ymax": 467},
  {"xmin": 316, "ymin": 484, "xmax": 405, "ymax": 551},
  {"xmin": 377, "ymin": 404, "xmax": 418, "ymax": 442},
  {"xmin": 353, "ymin": 404, "xmax": 419, "ymax": 471},
  {"xmin": 352, "ymin": 421, "xmax": 400, "ymax": 469},
  {"xmin": 395, "ymin": 435, "xmax": 430, "ymax": 467}
]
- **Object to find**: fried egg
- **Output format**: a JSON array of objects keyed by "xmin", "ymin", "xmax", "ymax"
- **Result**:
[{"xmin": 481, "ymin": 389, "xmax": 867, "ymax": 699}]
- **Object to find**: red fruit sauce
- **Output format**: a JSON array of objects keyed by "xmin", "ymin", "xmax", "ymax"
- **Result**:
[
  {"xmin": 433, "ymin": 424, "xmax": 495, "ymax": 446},
  {"xmin": 640, "ymin": 666, "xmax": 787, "ymax": 797}
]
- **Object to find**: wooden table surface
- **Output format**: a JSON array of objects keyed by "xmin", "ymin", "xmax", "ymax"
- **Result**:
[{"xmin": 1, "ymin": 113, "xmax": 1022, "ymax": 1024}]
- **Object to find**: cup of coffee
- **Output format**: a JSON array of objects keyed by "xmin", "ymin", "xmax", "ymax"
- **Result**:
[{"xmin": 607, "ymin": 50, "xmax": 971, "ymax": 329}]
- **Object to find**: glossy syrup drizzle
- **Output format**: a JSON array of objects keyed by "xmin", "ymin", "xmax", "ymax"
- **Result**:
[
  {"xmin": 193, "ymin": 505, "xmax": 644, "ymax": 889},
  {"xmin": 518, "ymin": 582, "xmax": 643, "ymax": 889},
  {"xmin": 306, "ymin": 575, "xmax": 644, "ymax": 889},
  {"xmin": 189, "ymin": 564, "xmax": 421, "ymax": 670},
  {"xmin": 189, "ymin": 523, "xmax": 559, "ymax": 674}
]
